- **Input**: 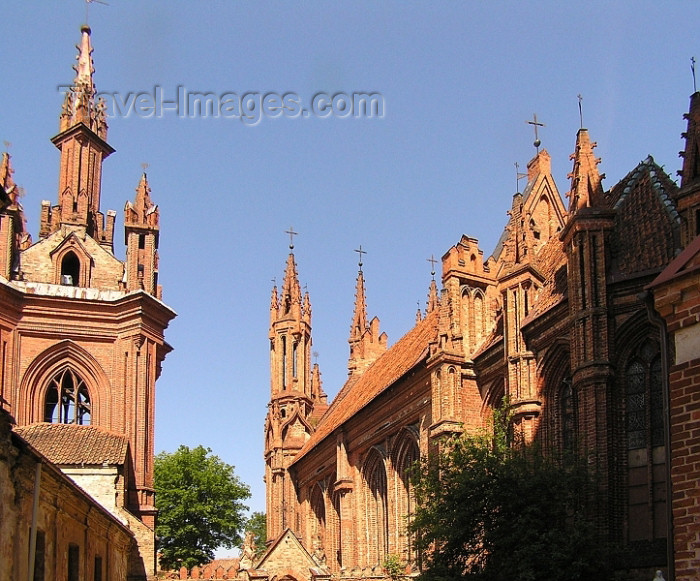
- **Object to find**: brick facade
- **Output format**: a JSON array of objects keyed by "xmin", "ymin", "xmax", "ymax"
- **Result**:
[
  {"xmin": 260, "ymin": 96, "xmax": 700, "ymax": 581},
  {"xmin": 0, "ymin": 25, "xmax": 174, "ymax": 580}
]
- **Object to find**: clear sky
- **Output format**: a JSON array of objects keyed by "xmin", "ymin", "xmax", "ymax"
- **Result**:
[{"xmin": 2, "ymin": 0, "xmax": 699, "ymax": 551}]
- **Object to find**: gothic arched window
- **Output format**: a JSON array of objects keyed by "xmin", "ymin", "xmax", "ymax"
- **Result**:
[
  {"xmin": 625, "ymin": 339, "xmax": 666, "ymax": 542},
  {"xmin": 394, "ymin": 435, "xmax": 419, "ymax": 563},
  {"xmin": 363, "ymin": 451, "xmax": 388, "ymax": 566},
  {"xmin": 60, "ymin": 252, "xmax": 80, "ymax": 286},
  {"xmin": 44, "ymin": 367, "xmax": 91, "ymax": 425},
  {"xmin": 560, "ymin": 376, "xmax": 575, "ymax": 451}
]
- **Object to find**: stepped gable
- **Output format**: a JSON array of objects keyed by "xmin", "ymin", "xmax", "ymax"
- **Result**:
[
  {"xmin": 14, "ymin": 423, "xmax": 128, "ymax": 465},
  {"xmin": 292, "ymin": 309, "xmax": 439, "ymax": 465},
  {"xmin": 608, "ymin": 156, "xmax": 680, "ymax": 279}
]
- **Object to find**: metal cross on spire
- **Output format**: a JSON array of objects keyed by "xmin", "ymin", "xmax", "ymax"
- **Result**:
[
  {"xmin": 527, "ymin": 113, "xmax": 545, "ymax": 152},
  {"xmin": 577, "ymin": 94, "xmax": 584, "ymax": 129},
  {"xmin": 427, "ymin": 254, "xmax": 437, "ymax": 279},
  {"xmin": 692, "ymin": 57, "xmax": 697, "ymax": 94},
  {"xmin": 355, "ymin": 245, "xmax": 367, "ymax": 272},
  {"xmin": 285, "ymin": 226, "xmax": 298, "ymax": 250}
]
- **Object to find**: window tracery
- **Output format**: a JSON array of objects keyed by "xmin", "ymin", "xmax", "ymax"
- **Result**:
[{"xmin": 44, "ymin": 367, "xmax": 91, "ymax": 424}]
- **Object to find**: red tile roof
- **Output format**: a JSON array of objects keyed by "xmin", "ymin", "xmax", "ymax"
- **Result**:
[
  {"xmin": 292, "ymin": 310, "xmax": 439, "ymax": 464},
  {"xmin": 14, "ymin": 423, "xmax": 128, "ymax": 465}
]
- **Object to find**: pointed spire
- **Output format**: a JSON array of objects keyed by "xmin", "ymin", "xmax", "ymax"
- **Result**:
[
  {"xmin": 426, "ymin": 279, "xmax": 440, "ymax": 314},
  {"xmin": 350, "ymin": 267, "xmax": 369, "ymax": 341},
  {"xmin": 124, "ymin": 173, "xmax": 159, "ymax": 229},
  {"xmin": 679, "ymin": 91, "xmax": 700, "ymax": 188},
  {"xmin": 59, "ymin": 25, "xmax": 107, "ymax": 139},
  {"xmin": 567, "ymin": 128, "xmax": 605, "ymax": 213},
  {"xmin": 280, "ymin": 251, "xmax": 302, "ymax": 317}
]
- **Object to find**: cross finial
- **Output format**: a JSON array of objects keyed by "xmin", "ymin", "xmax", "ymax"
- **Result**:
[
  {"xmin": 271, "ymin": 277, "xmax": 276, "ymax": 286},
  {"xmin": 3, "ymin": 141, "xmax": 11, "ymax": 151},
  {"xmin": 313, "ymin": 351, "xmax": 319, "ymax": 364},
  {"xmin": 141, "ymin": 162, "xmax": 149, "ymax": 172},
  {"xmin": 577, "ymin": 94, "xmax": 584, "ymax": 129},
  {"xmin": 285, "ymin": 227, "xmax": 298, "ymax": 250},
  {"xmin": 527, "ymin": 113, "xmax": 545, "ymax": 151},
  {"xmin": 692, "ymin": 57, "xmax": 697, "ymax": 94},
  {"xmin": 427, "ymin": 254, "xmax": 437, "ymax": 278},
  {"xmin": 355, "ymin": 245, "xmax": 367, "ymax": 271}
]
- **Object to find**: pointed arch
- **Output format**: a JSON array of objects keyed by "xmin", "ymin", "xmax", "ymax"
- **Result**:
[
  {"xmin": 309, "ymin": 481, "xmax": 326, "ymax": 554},
  {"xmin": 49, "ymin": 233, "xmax": 94, "ymax": 287},
  {"xmin": 18, "ymin": 340, "xmax": 111, "ymax": 425},
  {"xmin": 391, "ymin": 427, "xmax": 420, "ymax": 563},
  {"xmin": 362, "ymin": 447, "xmax": 388, "ymax": 566},
  {"xmin": 538, "ymin": 340, "xmax": 573, "ymax": 452}
]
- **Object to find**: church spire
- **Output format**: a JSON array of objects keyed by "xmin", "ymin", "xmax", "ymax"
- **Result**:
[
  {"xmin": 347, "ymin": 249, "xmax": 387, "ymax": 377},
  {"xmin": 45, "ymin": 25, "xmax": 114, "ymax": 244},
  {"xmin": 567, "ymin": 128, "xmax": 605, "ymax": 213},
  {"xmin": 675, "ymin": 91, "xmax": 700, "ymax": 247}
]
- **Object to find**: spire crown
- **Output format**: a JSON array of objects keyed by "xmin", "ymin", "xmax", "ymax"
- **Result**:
[
  {"xmin": 59, "ymin": 25, "xmax": 107, "ymax": 139},
  {"xmin": 567, "ymin": 128, "xmax": 605, "ymax": 213}
]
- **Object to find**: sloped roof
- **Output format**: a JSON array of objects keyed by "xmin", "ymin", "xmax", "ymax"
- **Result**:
[
  {"xmin": 292, "ymin": 309, "xmax": 439, "ymax": 465},
  {"xmin": 14, "ymin": 423, "xmax": 128, "ymax": 465},
  {"xmin": 649, "ymin": 232, "xmax": 700, "ymax": 288},
  {"xmin": 608, "ymin": 156, "xmax": 680, "ymax": 278}
]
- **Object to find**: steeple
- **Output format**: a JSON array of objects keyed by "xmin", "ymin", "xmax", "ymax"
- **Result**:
[
  {"xmin": 567, "ymin": 128, "xmax": 605, "ymax": 213},
  {"xmin": 124, "ymin": 173, "xmax": 161, "ymax": 298},
  {"xmin": 676, "ymin": 92, "xmax": 700, "ymax": 246},
  {"xmin": 266, "ymin": 241, "xmax": 319, "ymax": 541},
  {"xmin": 347, "ymin": 256, "xmax": 387, "ymax": 377},
  {"xmin": 43, "ymin": 25, "xmax": 114, "ymax": 245}
]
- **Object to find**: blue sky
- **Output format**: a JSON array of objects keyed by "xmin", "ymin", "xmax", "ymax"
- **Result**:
[{"xmin": 2, "ymin": 1, "xmax": 699, "ymax": 550}]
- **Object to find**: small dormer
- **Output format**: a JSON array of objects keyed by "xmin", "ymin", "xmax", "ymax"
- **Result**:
[{"xmin": 50, "ymin": 235, "xmax": 93, "ymax": 287}]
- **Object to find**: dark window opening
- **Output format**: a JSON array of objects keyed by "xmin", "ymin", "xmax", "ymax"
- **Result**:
[
  {"xmin": 44, "ymin": 367, "xmax": 91, "ymax": 425},
  {"xmin": 94, "ymin": 556, "xmax": 103, "ymax": 581},
  {"xmin": 138, "ymin": 234, "xmax": 145, "ymax": 249},
  {"xmin": 68, "ymin": 544, "xmax": 80, "ymax": 581},
  {"xmin": 31, "ymin": 529, "xmax": 45, "ymax": 581},
  {"xmin": 60, "ymin": 252, "xmax": 80, "ymax": 286}
]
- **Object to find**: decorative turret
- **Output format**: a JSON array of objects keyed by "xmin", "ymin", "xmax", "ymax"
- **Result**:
[
  {"xmin": 124, "ymin": 173, "xmax": 161, "ymax": 298},
  {"xmin": 266, "ymin": 235, "xmax": 322, "ymax": 540},
  {"xmin": 567, "ymin": 128, "xmax": 605, "ymax": 213},
  {"xmin": 347, "ymin": 250, "xmax": 387, "ymax": 377},
  {"xmin": 43, "ymin": 25, "xmax": 115, "ymax": 247},
  {"xmin": 0, "ymin": 152, "xmax": 30, "ymax": 279},
  {"xmin": 675, "ymin": 92, "xmax": 700, "ymax": 247}
]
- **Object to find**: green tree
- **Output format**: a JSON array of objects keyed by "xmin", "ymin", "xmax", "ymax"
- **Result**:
[
  {"xmin": 154, "ymin": 445, "xmax": 250, "ymax": 570},
  {"xmin": 408, "ymin": 408, "xmax": 612, "ymax": 581},
  {"xmin": 241, "ymin": 511, "xmax": 267, "ymax": 558}
]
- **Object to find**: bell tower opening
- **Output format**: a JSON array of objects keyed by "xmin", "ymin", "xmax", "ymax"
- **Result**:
[{"xmin": 60, "ymin": 252, "xmax": 80, "ymax": 286}]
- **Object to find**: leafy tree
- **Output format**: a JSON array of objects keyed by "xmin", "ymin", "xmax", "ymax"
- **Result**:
[
  {"xmin": 154, "ymin": 445, "xmax": 250, "ymax": 570},
  {"xmin": 408, "ymin": 408, "xmax": 612, "ymax": 581},
  {"xmin": 241, "ymin": 511, "xmax": 268, "ymax": 558}
]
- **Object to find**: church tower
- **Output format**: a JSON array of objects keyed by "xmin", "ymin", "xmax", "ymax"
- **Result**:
[
  {"xmin": 0, "ymin": 26, "xmax": 175, "ymax": 579},
  {"xmin": 265, "ymin": 238, "xmax": 325, "ymax": 541}
]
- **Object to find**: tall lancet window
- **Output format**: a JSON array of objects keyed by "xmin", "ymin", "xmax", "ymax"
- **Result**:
[
  {"xmin": 44, "ymin": 367, "xmax": 91, "ymax": 425},
  {"xmin": 363, "ymin": 450, "xmax": 388, "ymax": 566},
  {"xmin": 625, "ymin": 339, "xmax": 666, "ymax": 542}
]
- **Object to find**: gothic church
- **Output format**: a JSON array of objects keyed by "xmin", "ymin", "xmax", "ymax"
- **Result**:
[
  {"xmin": 261, "ymin": 96, "xmax": 700, "ymax": 581},
  {"xmin": 0, "ymin": 26, "xmax": 174, "ymax": 580}
]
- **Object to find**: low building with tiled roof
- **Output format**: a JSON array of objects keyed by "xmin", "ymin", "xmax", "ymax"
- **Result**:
[{"xmin": 257, "ymin": 94, "xmax": 700, "ymax": 581}]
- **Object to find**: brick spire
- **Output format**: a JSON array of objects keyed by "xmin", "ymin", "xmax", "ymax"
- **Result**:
[
  {"xmin": 124, "ymin": 173, "xmax": 161, "ymax": 297},
  {"xmin": 0, "ymin": 152, "xmax": 30, "ymax": 279},
  {"xmin": 45, "ymin": 25, "xmax": 114, "ymax": 245},
  {"xmin": 426, "ymin": 278, "xmax": 440, "ymax": 314},
  {"xmin": 679, "ymin": 91, "xmax": 700, "ymax": 189},
  {"xmin": 567, "ymin": 128, "xmax": 605, "ymax": 213},
  {"xmin": 347, "ymin": 264, "xmax": 387, "ymax": 377}
]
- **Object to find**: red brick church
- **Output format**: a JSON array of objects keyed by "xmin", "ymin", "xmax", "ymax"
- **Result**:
[
  {"xmin": 260, "ymin": 95, "xmax": 700, "ymax": 581},
  {"xmin": 0, "ymin": 26, "xmax": 175, "ymax": 579}
]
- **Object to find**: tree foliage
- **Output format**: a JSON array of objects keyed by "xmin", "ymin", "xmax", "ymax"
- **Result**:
[
  {"xmin": 242, "ymin": 511, "xmax": 268, "ymax": 558},
  {"xmin": 154, "ymin": 445, "xmax": 251, "ymax": 570},
  {"xmin": 408, "ymin": 408, "xmax": 612, "ymax": 581}
]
